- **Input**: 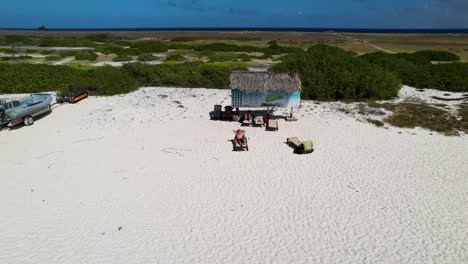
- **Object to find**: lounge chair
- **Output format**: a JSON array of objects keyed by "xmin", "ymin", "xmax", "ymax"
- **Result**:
[
  {"xmin": 223, "ymin": 106, "xmax": 233, "ymax": 120},
  {"xmin": 242, "ymin": 115, "xmax": 252, "ymax": 126},
  {"xmin": 233, "ymin": 137, "xmax": 249, "ymax": 151},
  {"xmin": 285, "ymin": 116, "xmax": 298, "ymax": 122},
  {"xmin": 242, "ymin": 111, "xmax": 253, "ymax": 126},
  {"xmin": 210, "ymin": 105, "xmax": 222, "ymax": 120},
  {"xmin": 253, "ymin": 116, "xmax": 264, "ymax": 127},
  {"xmin": 287, "ymin": 137, "xmax": 314, "ymax": 154},
  {"xmin": 287, "ymin": 137, "xmax": 302, "ymax": 148},
  {"xmin": 267, "ymin": 119, "xmax": 279, "ymax": 131}
]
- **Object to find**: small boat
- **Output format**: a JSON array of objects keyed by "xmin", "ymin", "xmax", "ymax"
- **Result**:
[{"xmin": 0, "ymin": 93, "xmax": 53, "ymax": 127}]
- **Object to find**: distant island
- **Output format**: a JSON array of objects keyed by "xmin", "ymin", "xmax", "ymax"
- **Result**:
[{"xmin": 38, "ymin": 26, "xmax": 48, "ymax": 31}]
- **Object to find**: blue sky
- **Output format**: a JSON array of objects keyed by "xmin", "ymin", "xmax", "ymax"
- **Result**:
[{"xmin": 0, "ymin": 0, "xmax": 467, "ymax": 28}]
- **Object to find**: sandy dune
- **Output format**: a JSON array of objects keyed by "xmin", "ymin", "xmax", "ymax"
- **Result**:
[{"xmin": 0, "ymin": 87, "xmax": 467, "ymax": 263}]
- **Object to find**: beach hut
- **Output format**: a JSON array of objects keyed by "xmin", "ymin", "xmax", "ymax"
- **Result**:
[{"xmin": 229, "ymin": 71, "xmax": 301, "ymax": 117}]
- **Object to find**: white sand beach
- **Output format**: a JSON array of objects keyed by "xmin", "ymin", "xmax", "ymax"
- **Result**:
[{"xmin": 0, "ymin": 87, "xmax": 467, "ymax": 263}]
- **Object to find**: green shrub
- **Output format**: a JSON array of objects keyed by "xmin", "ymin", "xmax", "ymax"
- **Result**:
[
  {"xmin": 0, "ymin": 63, "xmax": 138, "ymax": 95},
  {"xmin": 0, "ymin": 63, "xmax": 77, "ymax": 93},
  {"xmin": 40, "ymin": 50, "xmax": 55, "ymax": 55},
  {"xmin": 122, "ymin": 62, "xmax": 230, "ymax": 89},
  {"xmin": 114, "ymin": 40, "xmax": 132, "ymax": 47},
  {"xmin": 257, "ymin": 53, "xmax": 273, "ymax": 59},
  {"xmin": 264, "ymin": 42, "xmax": 303, "ymax": 55},
  {"xmin": 113, "ymin": 54, "xmax": 133, "ymax": 62},
  {"xmin": 361, "ymin": 52, "xmax": 468, "ymax": 92},
  {"xmin": 95, "ymin": 45, "xmax": 123, "ymax": 55},
  {"xmin": 25, "ymin": 49, "xmax": 40, "ymax": 54},
  {"xmin": 58, "ymin": 50, "xmax": 78, "ymax": 57},
  {"xmin": 0, "ymin": 61, "xmax": 233, "ymax": 95},
  {"xmin": 38, "ymin": 37, "xmax": 96, "ymax": 47},
  {"xmin": 137, "ymin": 54, "xmax": 160, "ymax": 61},
  {"xmin": 95, "ymin": 45, "xmax": 141, "ymax": 56},
  {"xmin": 1, "ymin": 55, "xmax": 33, "ymax": 61},
  {"xmin": 367, "ymin": 119, "xmax": 384, "ymax": 127},
  {"xmin": 71, "ymin": 66, "xmax": 139, "ymax": 95},
  {"xmin": 205, "ymin": 52, "xmax": 252, "ymax": 62},
  {"xmin": 380, "ymin": 103, "xmax": 466, "ymax": 135},
  {"xmin": 0, "ymin": 35, "xmax": 38, "ymax": 45},
  {"xmin": 58, "ymin": 50, "xmax": 97, "ymax": 60},
  {"xmin": 74, "ymin": 51, "xmax": 98, "ymax": 61},
  {"xmin": 168, "ymin": 43, "xmax": 195, "ymax": 50},
  {"xmin": 271, "ymin": 44, "xmax": 401, "ymax": 100},
  {"xmin": 427, "ymin": 63, "xmax": 468, "ymax": 91},
  {"xmin": 15, "ymin": 55, "xmax": 32, "ymax": 60},
  {"xmin": 0, "ymin": 48, "xmax": 18, "ymax": 54},
  {"xmin": 195, "ymin": 43, "xmax": 260, "ymax": 53},
  {"xmin": 413, "ymin": 50, "xmax": 460, "ymax": 61},
  {"xmin": 164, "ymin": 53, "xmax": 184, "ymax": 62},
  {"xmin": 130, "ymin": 41, "xmax": 168, "ymax": 53},
  {"xmin": 45, "ymin": 55, "xmax": 63, "ymax": 61}
]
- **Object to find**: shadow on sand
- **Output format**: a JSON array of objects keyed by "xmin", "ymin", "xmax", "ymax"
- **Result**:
[{"xmin": 4, "ymin": 111, "xmax": 53, "ymax": 131}]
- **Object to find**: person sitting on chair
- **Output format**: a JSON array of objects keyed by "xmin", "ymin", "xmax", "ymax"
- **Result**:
[
  {"xmin": 233, "ymin": 129, "xmax": 247, "ymax": 147},
  {"xmin": 244, "ymin": 111, "xmax": 252, "ymax": 122}
]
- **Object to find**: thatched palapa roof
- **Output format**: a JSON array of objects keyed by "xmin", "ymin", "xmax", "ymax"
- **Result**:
[{"xmin": 230, "ymin": 71, "xmax": 301, "ymax": 94}]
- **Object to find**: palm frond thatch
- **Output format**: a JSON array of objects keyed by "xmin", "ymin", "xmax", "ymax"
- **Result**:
[{"xmin": 230, "ymin": 71, "xmax": 301, "ymax": 94}]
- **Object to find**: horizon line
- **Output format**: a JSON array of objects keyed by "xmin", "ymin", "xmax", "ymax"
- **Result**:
[{"xmin": 1, "ymin": 27, "xmax": 468, "ymax": 32}]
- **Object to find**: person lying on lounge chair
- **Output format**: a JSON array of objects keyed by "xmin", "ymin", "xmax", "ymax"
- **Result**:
[{"xmin": 233, "ymin": 129, "xmax": 247, "ymax": 147}]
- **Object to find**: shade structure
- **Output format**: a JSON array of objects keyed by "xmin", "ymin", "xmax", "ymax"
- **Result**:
[{"xmin": 230, "ymin": 71, "xmax": 302, "ymax": 108}]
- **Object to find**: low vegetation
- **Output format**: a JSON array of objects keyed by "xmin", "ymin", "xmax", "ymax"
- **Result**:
[
  {"xmin": 45, "ymin": 55, "xmax": 62, "ymax": 61},
  {"xmin": 38, "ymin": 37, "xmax": 96, "ymax": 48},
  {"xmin": 0, "ymin": 63, "xmax": 138, "ymax": 95},
  {"xmin": 74, "ymin": 51, "xmax": 98, "ymax": 61},
  {"xmin": 137, "ymin": 54, "xmax": 160, "ymax": 61},
  {"xmin": 0, "ymin": 48, "xmax": 18, "ymax": 54},
  {"xmin": 0, "ymin": 62, "xmax": 232, "ymax": 95},
  {"xmin": 40, "ymin": 50, "xmax": 55, "ymax": 55},
  {"xmin": 0, "ymin": 55, "xmax": 33, "ymax": 61},
  {"xmin": 164, "ymin": 53, "xmax": 184, "ymax": 62},
  {"xmin": 113, "ymin": 54, "xmax": 133, "ymax": 62},
  {"xmin": 1, "ymin": 35, "xmax": 466, "ymax": 98},
  {"xmin": 130, "ymin": 41, "xmax": 168, "ymax": 53},
  {"xmin": 366, "ymin": 119, "xmax": 384, "ymax": 127},
  {"xmin": 58, "ymin": 50, "xmax": 98, "ymax": 61},
  {"xmin": 190, "ymin": 41, "xmax": 304, "ymax": 56},
  {"xmin": 271, "ymin": 44, "xmax": 401, "ymax": 100},
  {"xmin": 122, "ymin": 62, "xmax": 231, "ymax": 89},
  {"xmin": 0, "ymin": 35, "xmax": 38, "ymax": 46},
  {"xmin": 194, "ymin": 43, "xmax": 260, "ymax": 53},
  {"xmin": 71, "ymin": 66, "xmax": 139, "ymax": 95},
  {"xmin": 413, "ymin": 50, "xmax": 460, "ymax": 61},
  {"xmin": 369, "ymin": 102, "xmax": 467, "ymax": 135},
  {"xmin": 360, "ymin": 52, "xmax": 468, "ymax": 92},
  {"xmin": 203, "ymin": 52, "xmax": 252, "ymax": 62}
]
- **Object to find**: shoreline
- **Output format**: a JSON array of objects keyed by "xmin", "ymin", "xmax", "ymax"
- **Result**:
[
  {"xmin": 2, "ymin": 30, "xmax": 468, "ymax": 39},
  {"xmin": 2, "ymin": 27, "xmax": 468, "ymax": 33}
]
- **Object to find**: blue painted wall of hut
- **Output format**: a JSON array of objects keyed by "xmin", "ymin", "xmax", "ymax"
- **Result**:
[{"xmin": 231, "ymin": 90, "xmax": 300, "ymax": 108}]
